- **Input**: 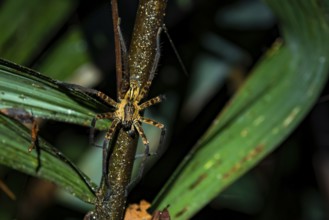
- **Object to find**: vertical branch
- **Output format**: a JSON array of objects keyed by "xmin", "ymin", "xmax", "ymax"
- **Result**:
[
  {"xmin": 111, "ymin": 0, "xmax": 122, "ymax": 98},
  {"xmin": 128, "ymin": 0, "xmax": 167, "ymax": 84},
  {"xmin": 90, "ymin": 133, "xmax": 138, "ymax": 220},
  {"xmin": 108, "ymin": 0, "xmax": 167, "ymax": 218},
  {"xmin": 86, "ymin": 0, "xmax": 168, "ymax": 219}
]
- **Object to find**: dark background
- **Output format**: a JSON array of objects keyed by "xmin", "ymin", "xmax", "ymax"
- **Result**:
[{"xmin": 1, "ymin": 0, "xmax": 329, "ymax": 219}]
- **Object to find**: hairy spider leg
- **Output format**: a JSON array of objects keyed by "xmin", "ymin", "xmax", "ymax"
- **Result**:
[
  {"xmin": 126, "ymin": 29, "xmax": 165, "ymax": 192},
  {"xmin": 60, "ymin": 83, "xmax": 118, "ymax": 108},
  {"xmin": 149, "ymin": 27, "xmax": 163, "ymax": 82},
  {"xmin": 61, "ymin": 85, "xmax": 120, "ymax": 150},
  {"xmin": 95, "ymin": 91, "xmax": 118, "ymax": 107},
  {"xmin": 136, "ymin": 28, "xmax": 163, "ymax": 103},
  {"xmin": 133, "ymin": 121, "xmax": 150, "ymax": 155},
  {"xmin": 69, "ymin": 85, "xmax": 116, "ymax": 106},
  {"xmin": 90, "ymin": 112, "xmax": 115, "ymax": 147},
  {"xmin": 125, "ymin": 121, "xmax": 150, "ymax": 190},
  {"xmin": 135, "ymin": 95, "xmax": 166, "ymax": 157},
  {"xmin": 74, "ymin": 88, "xmax": 117, "ymax": 147},
  {"xmin": 139, "ymin": 95, "xmax": 165, "ymax": 110},
  {"xmin": 140, "ymin": 117, "xmax": 166, "ymax": 150},
  {"xmin": 90, "ymin": 116, "xmax": 119, "ymax": 196},
  {"xmin": 126, "ymin": 117, "xmax": 166, "ymax": 192},
  {"xmin": 133, "ymin": 116, "xmax": 166, "ymax": 160},
  {"xmin": 117, "ymin": 20, "xmax": 130, "ymax": 99},
  {"xmin": 137, "ymin": 81, "xmax": 151, "ymax": 102},
  {"xmin": 102, "ymin": 118, "xmax": 121, "ymax": 188}
]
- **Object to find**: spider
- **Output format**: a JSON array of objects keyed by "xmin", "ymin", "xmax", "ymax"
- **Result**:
[{"xmin": 84, "ymin": 27, "xmax": 166, "ymax": 172}]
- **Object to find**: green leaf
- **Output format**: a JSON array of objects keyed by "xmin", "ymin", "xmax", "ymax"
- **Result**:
[
  {"xmin": 0, "ymin": 58, "xmax": 109, "ymax": 130},
  {"xmin": 0, "ymin": 113, "xmax": 97, "ymax": 203},
  {"xmin": 152, "ymin": 0, "xmax": 329, "ymax": 219},
  {"xmin": 0, "ymin": 59, "xmax": 110, "ymax": 203}
]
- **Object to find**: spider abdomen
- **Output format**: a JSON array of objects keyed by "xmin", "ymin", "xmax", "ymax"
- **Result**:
[{"xmin": 118, "ymin": 99, "xmax": 139, "ymax": 129}]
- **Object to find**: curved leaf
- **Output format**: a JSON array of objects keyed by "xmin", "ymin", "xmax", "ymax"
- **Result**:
[
  {"xmin": 152, "ymin": 0, "xmax": 329, "ymax": 219},
  {"xmin": 0, "ymin": 113, "xmax": 97, "ymax": 203},
  {"xmin": 0, "ymin": 58, "xmax": 109, "ymax": 130}
]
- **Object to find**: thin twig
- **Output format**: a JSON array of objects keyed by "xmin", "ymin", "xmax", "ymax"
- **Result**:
[{"xmin": 111, "ymin": 0, "xmax": 122, "ymax": 98}]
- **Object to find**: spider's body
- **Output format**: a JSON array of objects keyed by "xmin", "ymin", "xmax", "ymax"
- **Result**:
[
  {"xmin": 92, "ymin": 78, "xmax": 165, "ymax": 157},
  {"xmin": 120, "ymin": 82, "xmax": 141, "ymax": 131},
  {"xmin": 90, "ymin": 28, "xmax": 166, "ymax": 161}
]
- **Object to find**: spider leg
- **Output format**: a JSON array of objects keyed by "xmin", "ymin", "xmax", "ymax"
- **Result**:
[
  {"xmin": 102, "ymin": 118, "xmax": 121, "ymax": 188},
  {"xmin": 117, "ymin": 19, "xmax": 130, "ymax": 99},
  {"xmin": 59, "ymin": 83, "xmax": 118, "ymax": 108},
  {"xmin": 140, "ymin": 117, "xmax": 166, "ymax": 154},
  {"xmin": 95, "ymin": 91, "xmax": 118, "ymax": 107},
  {"xmin": 149, "ymin": 27, "xmax": 162, "ymax": 83},
  {"xmin": 133, "ymin": 121, "xmax": 150, "ymax": 155},
  {"xmin": 126, "ymin": 121, "xmax": 150, "ymax": 190},
  {"xmin": 139, "ymin": 95, "xmax": 166, "ymax": 110},
  {"xmin": 136, "ymin": 28, "xmax": 162, "ymax": 102},
  {"xmin": 136, "ymin": 81, "xmax": 151, "ymax": 103},
  {"xmin": 90, "ymin": 113, "xmax": 115, "ymax": 147}
]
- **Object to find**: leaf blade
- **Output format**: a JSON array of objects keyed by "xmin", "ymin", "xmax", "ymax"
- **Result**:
[
  {"xmin": 0, "ymin": 113, "xmax": 97, "ymax": 203},
  {"xmin": 152, "ymin": 0, "xmax": 329, "ymax": 219},
  {"xmin": 0, "ymin": 58, "xmax": 109, "ymax": 130}
]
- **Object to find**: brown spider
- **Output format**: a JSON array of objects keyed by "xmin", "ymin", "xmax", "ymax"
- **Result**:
[
  {"xmin": 90, "ymin": 81, "xmax": 166, "ymax": 155},
  {"xmin": 61, "ymin": 27, "xmax": 166, "ymax": 186},
  {"xmin": 88, "ymin": 27, "xmax": 166, "ymax": 166}
]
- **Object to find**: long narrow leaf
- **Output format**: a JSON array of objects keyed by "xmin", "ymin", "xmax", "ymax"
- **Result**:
[
  {"xmin": 0, "ymin": 113, "xmax": 97, "ymax": 203},
  {"xmin": 152, "ymin": 0, "xmax": 329, "ymax": 219},
  {"xmin": 0, "ymin": 58, "xmax": 109, "ymax": 130}
]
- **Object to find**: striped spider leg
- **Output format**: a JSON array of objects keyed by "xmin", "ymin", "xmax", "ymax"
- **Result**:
[{"xmin": 88, "ymin": 27, "xmax": 166, "ymax": 185}]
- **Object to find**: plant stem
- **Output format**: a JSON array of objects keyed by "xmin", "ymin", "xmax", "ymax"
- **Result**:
[
  {"xmin": 87, "ymin": 0, "xmax": 167, "ymax": 219},
  {"xmin": 128, "ymin": 0, "xmax": 167, "ymax": 83},
  {"xmin": 111, "ymin": 0, "xmax": 122, "ymax": 98}
]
